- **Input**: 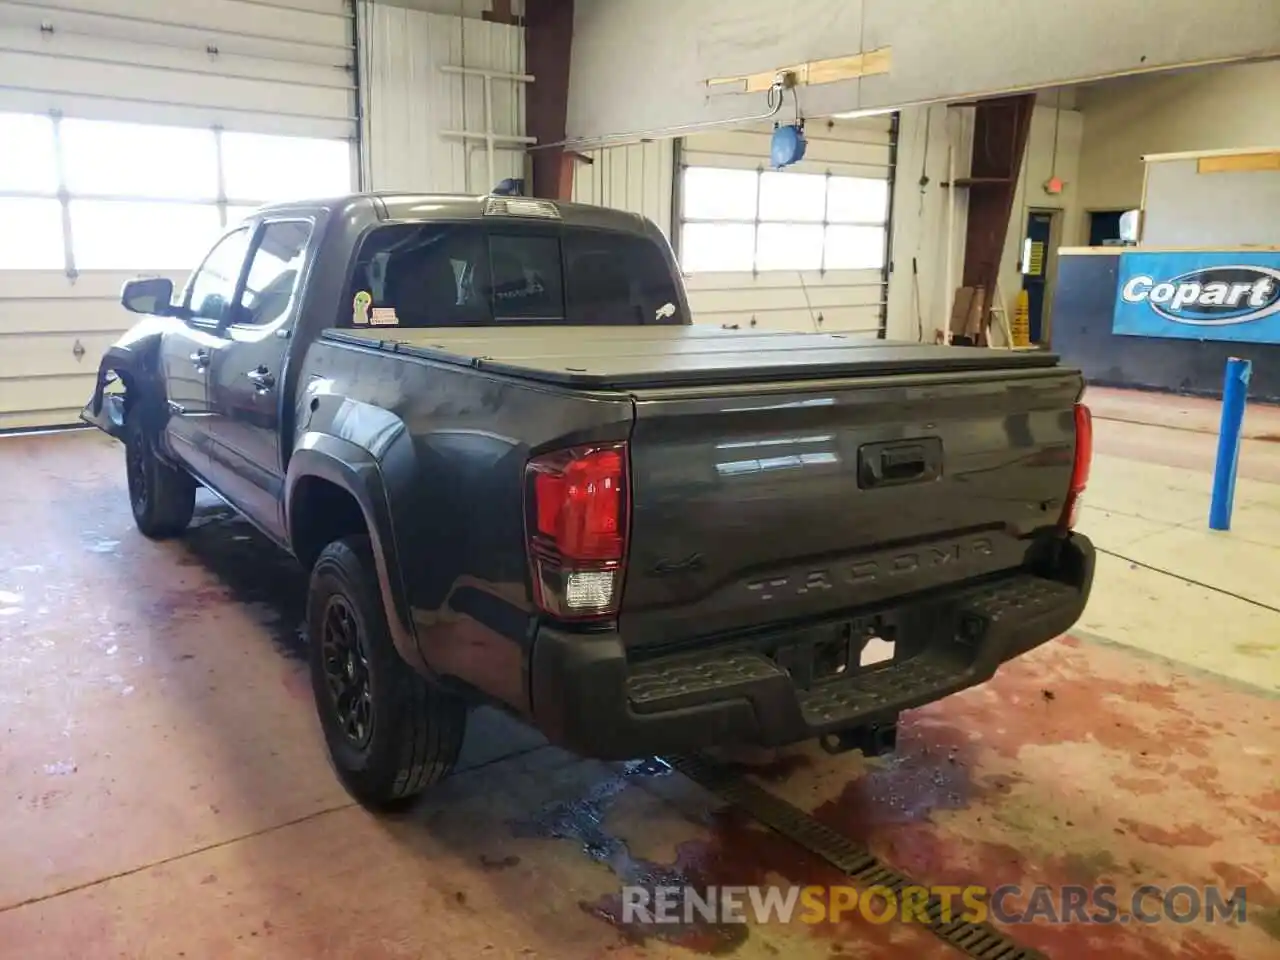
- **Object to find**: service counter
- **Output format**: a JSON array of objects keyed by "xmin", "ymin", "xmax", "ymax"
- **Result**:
[{"xmin": 1051, "ymin": 246, "xmax": 1280, "ymax": 402}]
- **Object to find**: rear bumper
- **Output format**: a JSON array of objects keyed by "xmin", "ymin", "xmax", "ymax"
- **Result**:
[{"xmin": 529, "ymin": 533, "xmax": 1095, "ymax": 760}]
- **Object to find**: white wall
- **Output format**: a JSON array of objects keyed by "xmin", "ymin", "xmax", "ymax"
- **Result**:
[
  {"xmin": 565, "ymin": 0, "xmax": 1280, "ymax": 146},
  {"xmin": 1077, "ymin": 60, "xmax": 1280, "ymax": 216},
  {"xmin": 358, "ymin": 3, "xmax": 525, "ymax": 192}
]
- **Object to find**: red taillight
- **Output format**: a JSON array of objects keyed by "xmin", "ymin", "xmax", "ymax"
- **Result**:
[
  {"xmin": 526, "ymin": 443, "xmax": 629, "ymax": 618},
  {"xmin": 1060, "ymin": 402, "xmax": 1093, "ymax": 530}
]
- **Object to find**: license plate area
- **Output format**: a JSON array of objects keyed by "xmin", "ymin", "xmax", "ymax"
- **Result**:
[{"xmin": 771, "ymin": 611, "xmax": 916, "ymax": 690}]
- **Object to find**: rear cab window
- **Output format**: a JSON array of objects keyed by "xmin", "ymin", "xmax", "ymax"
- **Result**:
[{"xmin": 343, "ymin": 219, "xmax": 685, "ymax": 329}]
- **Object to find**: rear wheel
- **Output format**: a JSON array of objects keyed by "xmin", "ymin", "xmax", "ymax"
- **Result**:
[
  {"xmin": 307, "ymin": 535, "xmax": 467, "ymax": 809},
  {"xmin": 126, "ymin": 420, "xmax": 196, "ymax": 539}
]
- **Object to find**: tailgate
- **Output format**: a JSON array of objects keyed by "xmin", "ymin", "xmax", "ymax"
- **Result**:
[{"xmin": 620, "ymin": 367, "xmax": 1082, "ymax": 649}]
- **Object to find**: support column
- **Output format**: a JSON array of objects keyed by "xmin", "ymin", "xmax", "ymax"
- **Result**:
[
  {"xmin": 959, "ymin": 94, "xmax": 1036, "ymax": 340},
  {"xmin": 525, "ymin": 0, "xmax": 575, "ymax": 199}
]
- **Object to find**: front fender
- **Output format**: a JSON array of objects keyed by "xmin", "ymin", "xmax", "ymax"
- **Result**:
[
  {"xmin": 80, "ymin": 328, "xmax": 167, "ymax": 440},
  {"xmin": 285, "ymin": 435, "xmax": 426, "ymax": 677}
]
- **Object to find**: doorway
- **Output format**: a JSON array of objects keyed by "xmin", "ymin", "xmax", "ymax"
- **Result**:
[
  {"xmin": 1088, "ymin": 209, "xmax": 1127, "ymax": 246},
  {"xmin": 1019, "ymin": 209, "xmax": 1061, "ymax": 345}
]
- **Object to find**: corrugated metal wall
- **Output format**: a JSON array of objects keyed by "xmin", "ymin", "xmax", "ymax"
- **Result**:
[
  {"xmin": 358, "ymin": 2, "xmax": 526, "ymax": 192},
  {"xmin": 570, "ymin": 140, "xmax": 675, "ymax": 238}
]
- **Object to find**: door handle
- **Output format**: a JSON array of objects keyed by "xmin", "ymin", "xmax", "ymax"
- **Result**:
[
  {"xmin": 190, "ymin": 350, "xmax": 209, "ymax": 369},
  {"xmin": 246, "ymin": 367, "xmax": 275, "ymax": 391}
]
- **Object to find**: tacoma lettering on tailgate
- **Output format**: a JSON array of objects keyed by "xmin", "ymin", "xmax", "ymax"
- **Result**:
[{"xmin": 745, "ymin": 536, "xmax": 996, "ymax": 601}]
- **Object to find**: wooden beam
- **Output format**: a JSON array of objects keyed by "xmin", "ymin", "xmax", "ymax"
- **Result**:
[
  {"xmin": 705, "ymin": 47, "xmax": 892, "ymax": 95},
  {"xmin": 959, "ymin": 93, "xmax": 1037, "ymax": 345}
]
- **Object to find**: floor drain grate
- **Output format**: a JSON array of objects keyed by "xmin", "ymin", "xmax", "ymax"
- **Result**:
[{"xmin": 669, "ymin": 754, "xmax": 1048, "ymax": 960}]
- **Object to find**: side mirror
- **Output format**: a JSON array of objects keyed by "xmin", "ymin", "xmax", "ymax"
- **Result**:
[{"xmin": 121, "ymin": 277, "xmax": 176, "ymax": 316}]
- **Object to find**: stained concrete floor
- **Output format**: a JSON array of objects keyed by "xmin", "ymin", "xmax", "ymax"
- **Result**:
[{"xmin": 1, "ymin": 387, "xmax": 1277, "ymax": 959}]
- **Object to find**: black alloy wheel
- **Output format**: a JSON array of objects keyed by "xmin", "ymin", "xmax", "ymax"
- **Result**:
[{"xmin": 319, "ymin": 594, "xmax": 375, "ymax": 748}]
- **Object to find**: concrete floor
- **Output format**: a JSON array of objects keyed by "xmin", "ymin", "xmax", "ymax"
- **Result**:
[{"xmin": 1, "ymin": 386, "xmax": 1277, "ymax": 959}]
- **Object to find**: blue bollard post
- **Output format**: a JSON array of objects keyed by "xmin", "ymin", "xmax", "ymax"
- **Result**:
[{"xmin": 1209, "ymin": 357, "xmax": 1252, "ymax": 531}]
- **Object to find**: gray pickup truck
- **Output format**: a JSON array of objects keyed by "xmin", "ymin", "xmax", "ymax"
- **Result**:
[{"xmin": 83, "ymin": 193, "xmax": 1095, "ymax": 808}]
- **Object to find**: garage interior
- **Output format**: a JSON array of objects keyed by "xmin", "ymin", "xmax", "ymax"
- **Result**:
[{"xmin": 1, "ymin": 1, "xmax": 1278, "ymax": 958}]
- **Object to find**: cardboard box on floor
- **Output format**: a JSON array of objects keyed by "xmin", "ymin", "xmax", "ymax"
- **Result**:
[{"xmin": 949, "ymin": 285, "xmax": 987, "ymax": 345}]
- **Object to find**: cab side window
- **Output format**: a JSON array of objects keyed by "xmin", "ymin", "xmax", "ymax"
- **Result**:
[
  {"xmin": 238, "ymin": 220, "xmax": 313, "ymax": 328},
  {"xmin": 187, "ymin": 227, "xmax": 252, "ymax": 324}
]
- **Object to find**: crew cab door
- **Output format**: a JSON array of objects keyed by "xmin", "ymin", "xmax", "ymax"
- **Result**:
[
  {"xmin": 165, "ymin": 224, "xmax": 255, "ymax": 474},
  {"xmin": 203, "ymin": 217, "xmax": 316, "ymax": 540}
]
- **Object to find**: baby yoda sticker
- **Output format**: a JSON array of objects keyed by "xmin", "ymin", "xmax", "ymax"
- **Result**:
[{"xmin": 352, "ymin": 290, "xmax": 372, "ymax": 326}]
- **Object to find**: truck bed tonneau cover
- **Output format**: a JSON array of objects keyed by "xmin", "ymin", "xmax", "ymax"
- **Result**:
[{"xmin": 324, "ymin": 325, "xmax": 1060, "ymax": 390}]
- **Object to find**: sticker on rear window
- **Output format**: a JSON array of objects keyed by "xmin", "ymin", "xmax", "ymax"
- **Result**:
[
  {"xmin": 370, "ymin": 307, "xmax": 399, "ymax": 326},
  {"xmin": 352, "ymin": 290, "xmax": 372, "ymax": 326}
]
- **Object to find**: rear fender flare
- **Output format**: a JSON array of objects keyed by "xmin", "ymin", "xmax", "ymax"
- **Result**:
[{"xmin": 285, "ymin": 436, "xmax": 426, "ymax": 676}]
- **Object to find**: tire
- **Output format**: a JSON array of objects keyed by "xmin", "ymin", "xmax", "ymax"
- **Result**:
[
  {"xmin": 307, "ymin": 535, "xmax": 467, "ymax": 809},
  {"xmin": 126, "ymin": 420, "xmax": 196, "ymax": 539}
]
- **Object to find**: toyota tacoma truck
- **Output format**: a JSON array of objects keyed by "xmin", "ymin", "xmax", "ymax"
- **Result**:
[{"xmin": 82, "ymin": 193, "xmax": 1095, "ymax": 808}]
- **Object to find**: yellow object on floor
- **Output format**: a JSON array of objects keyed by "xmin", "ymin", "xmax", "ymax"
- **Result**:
[{"xmin": 1011, "ymin": 289, "xmax": 1032, "ymax": 347}]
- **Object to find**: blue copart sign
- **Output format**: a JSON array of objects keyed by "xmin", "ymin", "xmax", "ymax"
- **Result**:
[{"xmin": 1112, "ymin": 251, "xmax": 1280, "ymax": 343}]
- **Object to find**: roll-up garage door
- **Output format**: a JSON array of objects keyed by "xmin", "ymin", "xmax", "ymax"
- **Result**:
[
  {"xmin": 676, "ymin": 114, "xmax": 896, "ymax": 337},
  {"xmin": 0, "ymin": 0, "xmax": 356, "ymax": 430}
]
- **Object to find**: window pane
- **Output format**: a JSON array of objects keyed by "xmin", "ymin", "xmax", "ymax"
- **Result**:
[
  {"xmin": 0, "ymin": 199, "xmax": 64, "ymax": 269},
  {"xmin": 0, "ymin": 114, "xmax": 57, "ymax": 193},
  {"xmin": 680, "ymin": 222, "xmax": 755, "ymax": 273},
  {"xmin": 222, "ymin": 133, "xmax": 351, "ymax": 203},
  {"xmin": 827, "ymin": 177, "xmax": 889, "ymax": 224},
  {"xmin": 188, "ymin": 228, "xmax": 253, "ymax": 322},
  {"xmin": 758, "ymin": 172, "xmax": 827, "ymax": 222},
  {"xmin": 240, "ymin": 221, "xmax": 312, "ymax": 326},
  {"xmin": 564, "ymin": 229, "xmax": 683, "ymax": 324},
  {"xmin": 71, "ymin": 200, "xmax": 222, "ymax": 270},
  {"xmin": 355, "ymin": 223, "xmax": 490, "ymax": 327},
  {"xmin": 62, "ymin": 120, "xmax": 217, "ymax": 199},
  {"xmin": 681, "ymin": 168, "xmax": 758, "ymax": 221},
  {"xmin": 488, "ymin": 234, "xmax": 564, "ymax": 320},
  {"xmin": 756, "ymin": 223, "xmax": 823, "ymax": 271},
  {"xmin": 824, "ymin": 225, "xmax": 886, "ymax": 270}
]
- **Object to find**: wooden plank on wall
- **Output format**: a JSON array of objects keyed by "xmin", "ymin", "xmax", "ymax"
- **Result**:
[
  {"xmin": 705, "ymin": 47, "xmax": 892, "ymax": 95},
  {"xmin": 1198, "ymin": 152, "xmax": 1280, "ymax": 174}
]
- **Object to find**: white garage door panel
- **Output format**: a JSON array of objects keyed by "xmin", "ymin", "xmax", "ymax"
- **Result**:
[
  {"xmin": 683, "ymin": 136, "xmax": 891, "ymax": 174},
  {"xmin": 0, "ymin": 1, "xmax": 354, "ymax": 430},
  {"xmin": 0, "ymin": 0, "xmax": 352, "ymax": 48},
  {"xmin": 0, "ymin": 298, "xmax": 135, "ymax": 336},
  {"xmin": 0, "ymin": 271, "xmax": 185, "ymax": 301},
  {"xmin": 0, "ymin": 271, "xmax": 183, "ymax": 426},
  {"xmin": 678, "ymin": 116, "xmax": 895, "ymax": 334},
  {"xmin": 0, "ymin": 51, "xmax": 351, "ymax": 124},
  {"xmin": 0, "ymin": 332, "xmax": 120, "ymax": 381},
  {"xmin": 0, "ymin": 27, "xmax": 350, "ymax": 90},
  {"xmin": 687, "ymin": 282, "xmax": 882, "ymax": 314},
  {"xmin": 0, "ymin": 374, "xmax": 96, "ymax": 417}
]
